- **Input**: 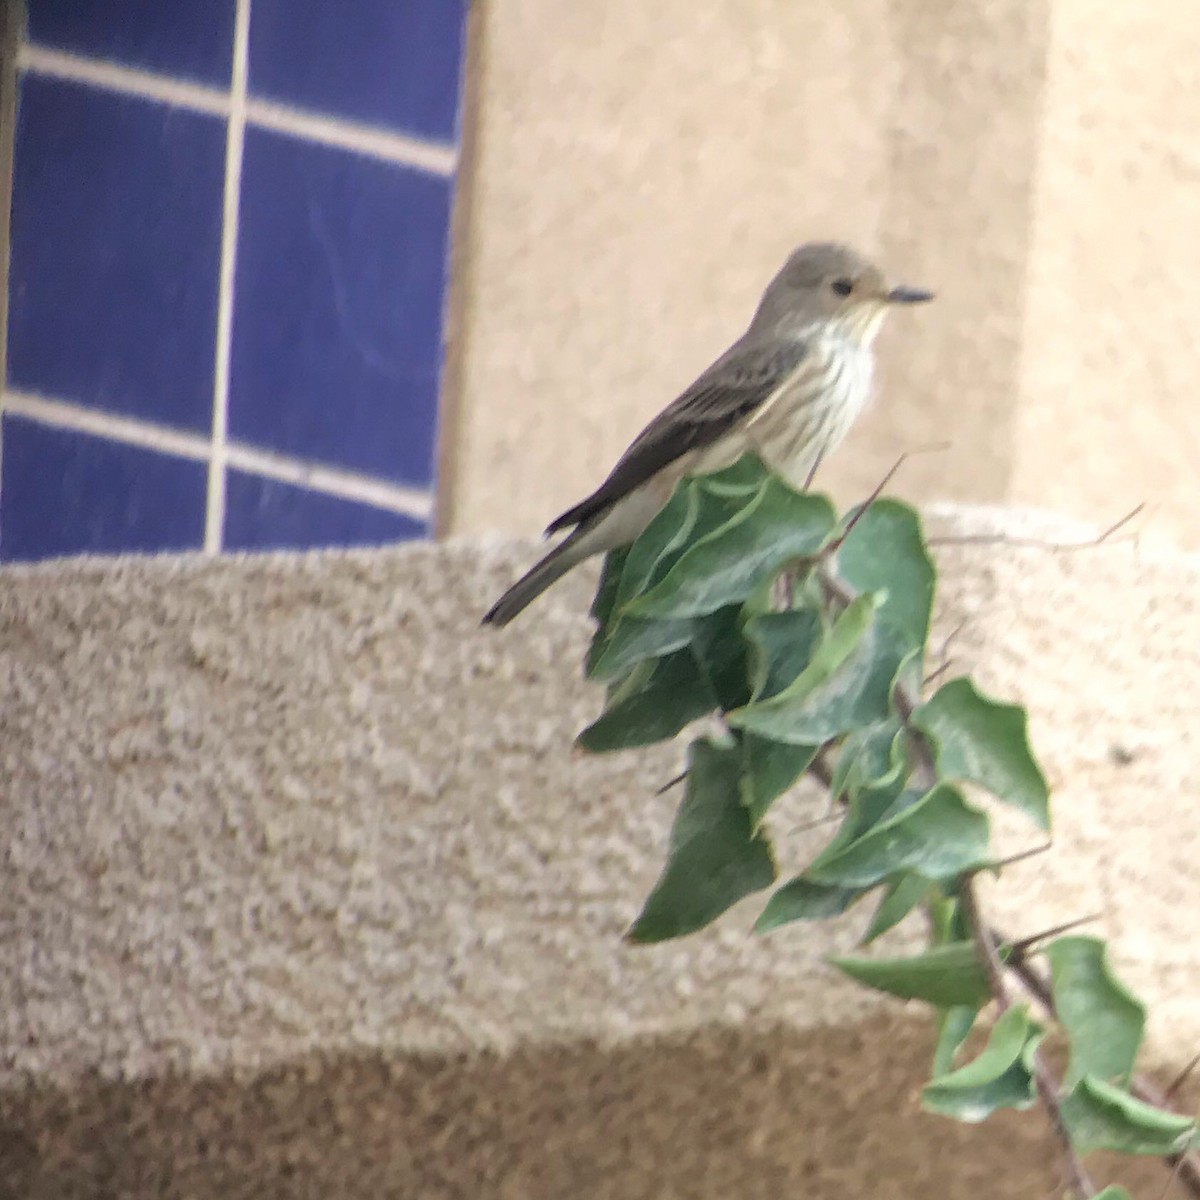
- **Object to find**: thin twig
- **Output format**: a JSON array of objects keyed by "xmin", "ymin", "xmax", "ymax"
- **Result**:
[
  {"xmin": 997, "ymin": 930, "xmax": 1200, "ymax": 1198},
  {"xmin": 986, "ymin": 841, "xmax": 1056, "ymax": 874},
  {"xmin": 891, "ymin": 673, "xmax": 1098, "ymax": 1195},
  {"xmin": 959, "ymin": 876, "xmax": 1097, "ymax": 1197},
  {"xmin": 1166, "ymin": 1053, "xmax": 1200, "ymax": 1104},
  {"xmin": 1007, "ymin": 912, "xmax": 1102, "ymax": 959},
  {"xmin": 927, "ymin": 503, "xmax": 1145, "ymax": 551},
  {"xmin": 822, "ymin": 443, "xmax": 951, "ymax": 555},
  {"xmin": 819, "ymin": 541, "xmax": 1198, "ymax": 1197},
  {"xmin": 655, "ymin": 769, "xmax": 688, "ymax": 796}
]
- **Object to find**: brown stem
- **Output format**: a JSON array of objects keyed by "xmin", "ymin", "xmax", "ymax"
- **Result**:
[
  {"xmin": 813, "ymin": 561, "xmax": 1198, "ymax": 1197},
  {"xmin": 1001, "ymin": 937, "xmax": 1200, "ymax": 1199},
  {"xmin": 894, "ymin": 644, "xmax": 1097, "ymax": 1195}
]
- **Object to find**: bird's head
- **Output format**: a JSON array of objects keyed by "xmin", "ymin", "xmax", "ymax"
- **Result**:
[{"xmin": 752, "ymin": 241, "xmax": 933, "ymax": 345}]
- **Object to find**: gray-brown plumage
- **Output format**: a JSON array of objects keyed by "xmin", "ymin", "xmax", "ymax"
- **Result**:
[{"xmin": 483, "ymin": 241, "xmax": 932, "ymax": 627}]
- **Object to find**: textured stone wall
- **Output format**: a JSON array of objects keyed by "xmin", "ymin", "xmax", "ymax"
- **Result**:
[{"xmin": 1, "ymin": 509, "xmax": 1197, "ymax": 1196}]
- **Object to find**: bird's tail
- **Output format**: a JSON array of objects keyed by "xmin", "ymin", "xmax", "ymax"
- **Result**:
[{"xmin": 482, "ymin": 529, "xmax": 591, "ymax": 627}]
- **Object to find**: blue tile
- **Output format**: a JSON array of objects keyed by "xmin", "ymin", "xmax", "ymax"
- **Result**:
[
  {"xmin": 223, "ymin": 470, "xmax": 427, "ymax": 551},
  {"xmin": 0, "ymin": 417, "xmax": 207, "ymax": 562},
  {"xmin": 26, "ymin": 0, "xmax": 236, "ymax": 86},
  {"xmin": 248, "ymin": 0, "xmax": 466, "ymax": 143},
  {"xmin": 228, "ymin": 127, "xmax": 451, "ymax": 487},
  {"xmin": 6, "ymin": 76, "xmax": 225, "ymax": 432}
]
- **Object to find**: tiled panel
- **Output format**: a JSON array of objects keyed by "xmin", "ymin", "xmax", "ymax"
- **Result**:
[
  {"xmin": 6, "ymin": 75, "xmax": 225, "ymax": 432},
  {"xmin": 0, "ymin": 416, "xmax": 207, "ymax": 561},
  {"xmin": 228, "ymin": 126, "xmax": 451, "ymax": 487},
  {"xmin": 248, "ymin": 0, "xmax": 466, "ymax": 142},
  {"xmin": 25, "ymin": 0, "xmax": 237, "ymax": 86},
  {"xmin": 223, "ymin": 470, "xmax": 426, "ymax": 552}
]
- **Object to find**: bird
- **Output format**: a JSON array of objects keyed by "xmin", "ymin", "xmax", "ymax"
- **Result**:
[{"xmin": 482, "ymin": 241, "xmax": 932, "ymax": 627}]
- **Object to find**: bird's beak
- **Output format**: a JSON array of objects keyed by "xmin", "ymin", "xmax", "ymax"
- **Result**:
[{"xmin": 885, "ymin": 284, "xmax": 935, "ymax": 305}]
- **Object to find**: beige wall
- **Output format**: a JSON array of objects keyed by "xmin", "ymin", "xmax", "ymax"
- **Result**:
[{"xmin": 442, "ymin": 0, "xmax": 1200, "ymax": 549}]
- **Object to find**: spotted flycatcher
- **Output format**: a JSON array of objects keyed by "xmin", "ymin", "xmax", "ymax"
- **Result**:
[{"xmin": 483, "ymin": 241, "xmax": 932, "ymax": 627}]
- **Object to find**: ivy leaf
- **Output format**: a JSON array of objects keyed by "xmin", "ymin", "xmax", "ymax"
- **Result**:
[
  {"xmin": 730, "ymin": 595, "xmax": 907, "ymax": 745},
  {"xmin": 832, "ymin": 940, "xmax": 997, "ymax": 1007},
  {"xmin": 744, "ymin": 609, "xmax": 823, "ymax": 701},
  {"xmin": 1044, "ymin": 936, "xmax": 1146, "ymax": 1087},
  {"xmin": 829, "ymin": 717, "xmax": 906, "ymax": 799},
  {"xmin": 755, "ymin": 876, "xmax": 865, "ymax": 932},
  {"xmin": 628, "ymin": 738, "xmax": 776, "ymax": 943},
  {"xmin": 611, "ymin": 483, "xmax": 703, "ymax": 609},
  {"xmin": 588, "ymin": 614, "xmax": 697, "ymax": 681},
  {"xmin": 628, "ymin": 479, "xmax": 836, "ymax": 619},
  {"xmin": 577, "ymin": 650, "xmax": 716, "ymax": 752},
  {"xmin": 814, "ymin": 774, "xmax": 918, "ymax": 878},
  {"xmin": 808, "ymin": 783, "xmax": 990, "ymax": 889},
  {"xmin": 835, "ymin": 499, "xmax": 936, "ymax": 655},
  {"xmin": 589, "ymin": 477, "xmax": 754, "ymax": 680},
  {"xmin": 932, "ymin": 1005, "xmax": 980, "ymax": 1077},
  {"xmin": 912, "ymin": 678, "xmax": 1050, "ymax": 830},
  {"xmin": 922, "ymin": 1005, "xmax": 1041, "ymax": 1122},
  {"xmin": 696, "ymin": 452, "xmax": 773, "ymax": 496},
  {"xmin": 1060, "ymin": 1075, "xmax": 1197, "ymax": 1156},
  {"xmin": 861, "ymin": 873, "xmax": 930, "ymax": 944},
  {"xmin": 689, "ymin": 606, "xmax": 752, "ymax": 711},
  {"xmin": 589, "ymin": 546, "xmax": 630, "ymax": 629},
  {"xmin": 739, "ymin": 735, "xmax": 819, "ymax": 830}
]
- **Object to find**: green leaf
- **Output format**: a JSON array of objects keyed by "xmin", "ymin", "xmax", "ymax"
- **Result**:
[
  {"xmin": 739, "ymin": 735, "xmax": 819, "ymax": 829},
  {"xmin": 730, "ymin": 595, "xmax": 908, "ymax": 745},
  {"xmin": 588, "ymin": 613, "xmax": 696, "ymax": 680},
  {"xmin": 613, "ymin": 472, "xmax": 753, "ymax": 611},
  {"xmin": 628, "ymin": 738, "xmax": 776, "ymax": 943},
  {"xmin": 628, "ymin": 478, "xmax": 836, "ymax": 619},
  {"xmin": 754, "ymin": 876, "xmax": 865, "ymax": 932},
  {"xmin": 815, "ymin": 778, "xmax": 916, "ymax": 869},
  {"xmin": 861, "ymin": 872, "xmax": 930, "ymax": 944},
  {"xmin": 1044, "ymin": 935, "xmax": 1146, "ymax": 1087},
  {"xmin": 590, "ymin": 546, "xmax": 630, "ymax": 627},
  {"xmin": 695, "ymin": 452, "xmax": 773, "ymax": 496},
  {"xmin": 835, "ymin": 499, "xmax": 936, "ymax": 654},
  {"xmin": 832, "ymin": 940, "xmax": 996, "ymax": 1007},
  {"xmin": 612, "ymin": 483, "xmax": 703, "ymax": 609},
  {"xmin": 1060, "ymin": 1075, "xmax": 1196, "ymax": 1156},
  {"xmin": 744, "ymin": 609, "xmax": 823, "ymax": 701},
  {"xmin": 932, "ymin": 1005, "xmax": 979, "ymax": 1077},
  {"xmin": 912, "ymin": 678, "xmax": 1050, "ymax": 831},
  {"xmin": 1093, "ymin": 1189, "xmax": 1133, "ymax": 1200},
  {"xmin": 808, "ymin": 783, "xmax": 990, "ymax": 889},
  {"xmin": 577, "ymin": 650, "xmax": 716, "ymax": 752},
  {"xmin": 922, "ymin": 1005, "xmax": 1041, "ymax": 1122},
  {"xmin": 829, "ymin": 717, "xmax": 906, "ymax": 799},
  {"xmin": 689, "ymin": 606, "xmax": 752, "ymax": 711},
  {"xmin": 589, "ymin": 476, "xmax": 754, "ymax": 680}
]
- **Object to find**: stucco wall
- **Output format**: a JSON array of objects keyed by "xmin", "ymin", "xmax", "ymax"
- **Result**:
[
  {"xmin": 0, "ymin": 509, "xmax": 1197, "ymax": 1196},
  {"xmin": 442, "ymin": 1, "xmax": 1200, "ymax": 549}
]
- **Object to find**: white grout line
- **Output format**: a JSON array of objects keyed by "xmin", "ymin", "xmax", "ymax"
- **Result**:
[
  {"xmin": 246, "ymin": 95, "xmax": 456, "ymax": 175},
  {"xmin": 225, "ymin": 443, "xmax": 432, "ymax": 521},
  {"xmin": 2, "ymin": 390, "xmax": 212, "ymax": 461},
  {"xmin": 204, "ymin": 0, "xmax": 251, "ymax": 554},
  {"xmin": 1, "ymin": 389, "xmax": 434, "ymax": 521},
  {"xmin": 16, "ymin": 41, "xmax": 457, "ymax": 178},
  {"xmin": 16, "ymin": 43, "xmax": 231, "ymax": 116}
]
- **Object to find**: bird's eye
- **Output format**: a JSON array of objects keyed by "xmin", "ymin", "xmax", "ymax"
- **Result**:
[{"xmin": 831, "ymin": 277, "xmax": 854, "ymax": 296}]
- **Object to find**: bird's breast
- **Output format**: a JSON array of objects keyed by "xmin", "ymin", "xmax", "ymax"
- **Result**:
[{"xmin": 720, "ymin": 339, "xmax": 874, "ymax": 486}]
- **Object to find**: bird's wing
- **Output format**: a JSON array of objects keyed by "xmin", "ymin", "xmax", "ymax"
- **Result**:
[{"xmin": 545, "ymin": 333, "xmax": 811, "ymax": 534}]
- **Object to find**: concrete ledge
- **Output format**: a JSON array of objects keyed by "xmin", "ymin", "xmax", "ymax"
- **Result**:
[{"xmin": 1, "ymin": 507, "xmax": 1197, "ymax": 1197}]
